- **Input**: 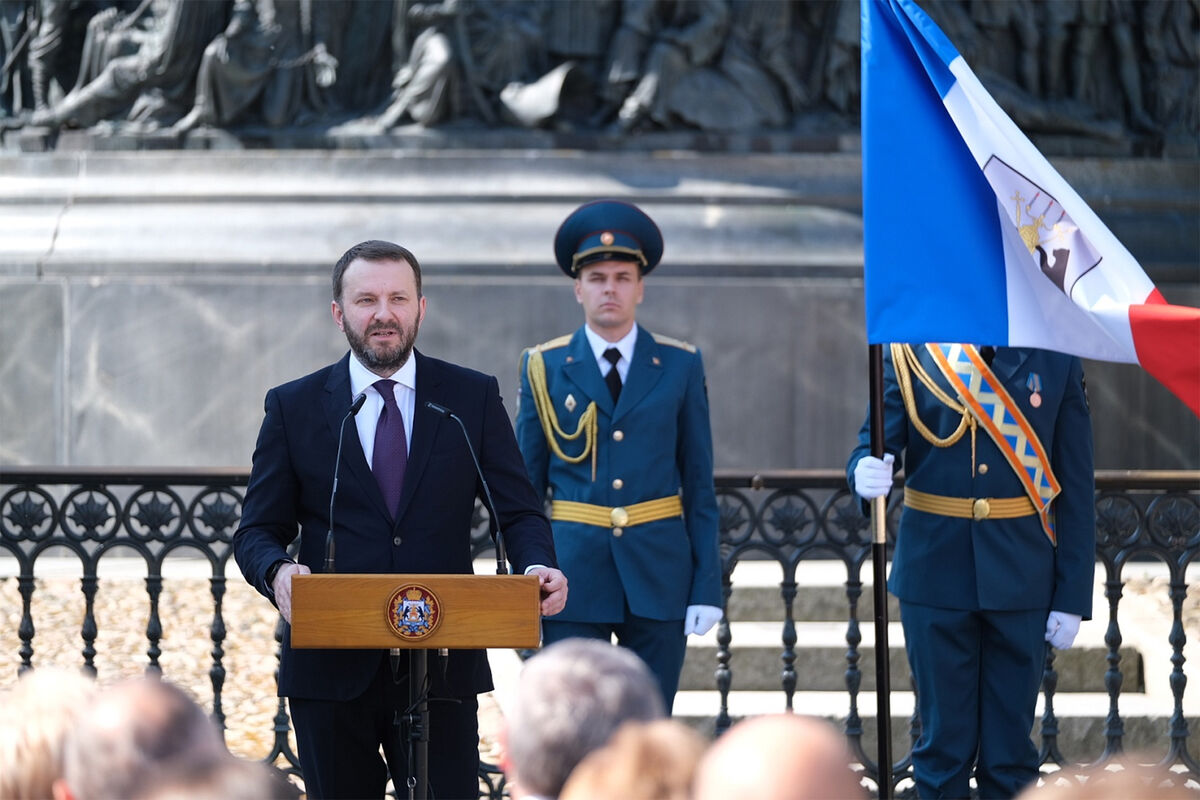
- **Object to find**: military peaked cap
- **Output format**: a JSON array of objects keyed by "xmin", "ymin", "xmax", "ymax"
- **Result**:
[{"xmin": 553, "ymin": 199, "xmax": 664, "ymax": 277}]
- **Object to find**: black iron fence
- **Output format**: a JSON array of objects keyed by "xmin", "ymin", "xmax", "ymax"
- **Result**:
[{"xmin": 1, "ymin": 467, "xmax": 1197, "ymax": 797}]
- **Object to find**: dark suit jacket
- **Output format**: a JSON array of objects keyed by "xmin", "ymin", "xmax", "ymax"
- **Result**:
[{"xmin": 234, "ymin": 350, "xmax": 557, "ymax": 701}]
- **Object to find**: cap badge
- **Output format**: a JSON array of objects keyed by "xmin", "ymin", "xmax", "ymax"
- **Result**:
[{"xmin": 600, "ymin": 231, "xmax": 615, "ymax": 246}]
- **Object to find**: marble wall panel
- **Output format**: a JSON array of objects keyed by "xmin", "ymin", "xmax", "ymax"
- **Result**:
[
  {"xmin": 3, "ymin": 275, "xmax": 1197, "ymax": 470},
  {"xmin": 65, "ymin": 277, "xmax": 343, "ymax": 467},
  {"xmin": 39, "ymin": 201, "xmax": 864, "ymax": 276},
  {"xmin": 417, "ymin": 276, "xmax": 871, "ymax": 470},
  {"xmin": 0, "ymin": 207, "xmax": 63, "ymax": 274},
  {"xmin": 637, "ymin": 278, "xmax": 868, "ymax": 470},
  {"xmin": 0, "ymin": 281, "xmax": 65, "ymax": 464}
]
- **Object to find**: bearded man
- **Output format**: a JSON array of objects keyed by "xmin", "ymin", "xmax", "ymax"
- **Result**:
[{"xmin": 234, "ymin": 239, "xmax": 566, "ymax": 799}]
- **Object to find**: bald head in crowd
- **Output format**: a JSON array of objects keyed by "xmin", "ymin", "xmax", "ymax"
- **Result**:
[
  {"xmin": 53, "ymin": 675, "xmax": 228, "ymax": 800},
  {"xmin": 694, "ymin": 714, "xmax": 865, "ymax": 800}
]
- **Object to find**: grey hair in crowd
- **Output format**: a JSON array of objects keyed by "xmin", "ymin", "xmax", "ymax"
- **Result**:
[{"xmin": 505, "ymin": 638, "xmax": 666, "ymax": 798}]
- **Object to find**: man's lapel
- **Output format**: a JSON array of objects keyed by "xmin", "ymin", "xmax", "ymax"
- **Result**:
[
  {"xmin": 323, "ymin": 353, "xmax": 389, "ymax": 520},
  {"xmin": 988, "ymin": 347, "xmax": 1032, "ymax": 390},
  {"xmin": 395, "ymin": 350, "xmax": 439, "ymax": 525},
  {"xmin": 613, "ymin": 327, "xmax": 663, "ymax": 420},
  {"xmin": 562, "ymin": 327, "xmax": 614, "ymax": 415}
]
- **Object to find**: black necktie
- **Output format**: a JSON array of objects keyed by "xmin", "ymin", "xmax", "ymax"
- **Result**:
[
  {"xmin": 603, "ymin": 347, "xmax": 622, "ymax": 402},
  {"xmin": 979, "ymin": 345, "xmax": 996, "ymax": 366}
]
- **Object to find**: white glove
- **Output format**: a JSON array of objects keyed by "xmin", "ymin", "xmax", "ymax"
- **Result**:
[
  {"xmin": 853, "ymin": 454, "xmax": 895, "ymax": 500},
  {"xmin": 684, "ymin": 604, "xmax": 723, "ymax": 636},
  {"xmin": 1045, "ymin": 610, "xmax": 1082, "ymax": 650}
]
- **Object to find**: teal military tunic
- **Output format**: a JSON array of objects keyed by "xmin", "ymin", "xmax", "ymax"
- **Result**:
[
  {"xmin": 516, "ymin": 324, "xmax": 722, "ymax": 624},
  {"xmin": 848, "ymin": 345, "xmax": 1095, "ymax": 616},
  {"xmin": 847, "ymin": 344, "xmax": 1095, "ymax": 799}
]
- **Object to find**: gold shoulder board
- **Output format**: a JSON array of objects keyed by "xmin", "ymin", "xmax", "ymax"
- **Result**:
[
  {"xmin": 651, "ymin": 333, "xmax": 697, "ymax": 353},
  {"xmin": 533, "ymin": 334, "xmax": 572, "ymax": 352}
]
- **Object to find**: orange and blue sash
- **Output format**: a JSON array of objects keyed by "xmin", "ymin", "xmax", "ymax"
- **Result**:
[{"xmin": 926, "ymin": 344, "xmax": 1060, "ymax": 545}]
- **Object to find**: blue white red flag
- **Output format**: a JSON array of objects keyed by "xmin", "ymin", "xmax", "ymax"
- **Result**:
[{"xmin": 861, "ymin": 0, "xmax": 1200, "ymax": 416}]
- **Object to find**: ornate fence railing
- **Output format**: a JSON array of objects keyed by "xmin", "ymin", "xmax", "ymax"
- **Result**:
[{"xmin": 1, "ymin": 466, "xmax": 1197, "ymax": 797}]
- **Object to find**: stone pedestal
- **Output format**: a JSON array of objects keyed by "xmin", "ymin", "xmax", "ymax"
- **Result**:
[{"xmin": 1, "ymin": 150, "xmax": 1196, "ymax": 469}]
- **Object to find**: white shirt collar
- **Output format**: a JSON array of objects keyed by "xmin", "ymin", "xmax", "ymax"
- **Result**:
[
  {"xmin": 348, "ymin": 350, "xmax": 417, "ymax": 398},
  {"xmin": 347, "ymin": 351, "xmax": 417, "ymax": 462},
  {"xmin": 583, "ymin": 323, "xmax": 638, "ymax": 372}
]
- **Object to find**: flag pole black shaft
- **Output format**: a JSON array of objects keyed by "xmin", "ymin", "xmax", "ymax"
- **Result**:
[{"xmin": 869, "ymin": 343, "xmax": 893, "ymax": 799}]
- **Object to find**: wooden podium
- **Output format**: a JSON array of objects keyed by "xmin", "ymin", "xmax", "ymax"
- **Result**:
[
  {"xmin": 290, "ymin": 573, "xmax": 541, "ymax": 800},
  {"xmin": 291, "ymin": 573, "xmax": 541, "ymax": 650}
]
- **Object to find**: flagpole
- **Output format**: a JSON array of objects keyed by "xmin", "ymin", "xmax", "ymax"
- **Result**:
[{"xmin": 868, "ymin": 343, "xmax": 893, "ymax": 799}]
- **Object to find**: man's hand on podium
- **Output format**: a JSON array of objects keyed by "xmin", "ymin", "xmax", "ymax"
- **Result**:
[
  {"xmin": 528, "ymin": 567, "xmax": 568, "ymax": 616},
  {"xmin": 273, "ymin": 562, "xmax": 311, "ymax": 624}
]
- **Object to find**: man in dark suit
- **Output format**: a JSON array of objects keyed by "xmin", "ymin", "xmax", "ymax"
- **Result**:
[
  {"xmin": 847, "ymin": 343, "xmax": 1094, "ymax": 799},
  {"xmin": 234, "ymin": 240, "xmax": 567, "ymax": 800},
  {"xmin": 515, "ymin": 200, "xmax": 722, "ymax": 712}
]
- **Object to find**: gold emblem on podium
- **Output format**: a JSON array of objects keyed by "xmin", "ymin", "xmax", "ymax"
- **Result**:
[{"xmin": 386, "ymin": 584, "xmax": 442, "ymax": 641}]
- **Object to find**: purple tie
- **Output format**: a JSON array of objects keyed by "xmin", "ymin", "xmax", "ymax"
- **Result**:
[{"xmin": 372, "ymin": 380, "xmax": 407, "ymax": 518}]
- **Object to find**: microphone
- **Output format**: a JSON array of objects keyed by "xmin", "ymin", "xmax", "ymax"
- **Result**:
[
  {"xmin": 326, "ymin": 392, "xmax": 368, "ymax": 573},
  {"xmin": 425, "ymin": 401, "xmax": 508, "ymax": 575}
]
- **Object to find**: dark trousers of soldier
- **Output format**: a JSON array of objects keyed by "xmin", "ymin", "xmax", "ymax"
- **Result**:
[{"xmin": 901, "ymin": 601, "xmax": 1046, "ymax": 799}]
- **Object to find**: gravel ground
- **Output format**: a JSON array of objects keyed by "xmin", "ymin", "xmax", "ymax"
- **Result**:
[
  {"xmin": 1127, "ymin": 574, "xmax": 1200, "ymax": 635},
  {"xmin": 0, "ymin": 574, "xmax": 506, "ymax": 782},
  {"xmin": 3, "ymin": 569, "xmax": 1196, "ymax": 794}
]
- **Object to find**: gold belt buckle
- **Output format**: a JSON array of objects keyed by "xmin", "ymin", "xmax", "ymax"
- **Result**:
[
  {"xmin": 972, "ymin": 498, "xmax": 990, "ymax": 521},
  {"xmin": 610, "ymin": 507, "xmax": 629, "ymax": 527}
]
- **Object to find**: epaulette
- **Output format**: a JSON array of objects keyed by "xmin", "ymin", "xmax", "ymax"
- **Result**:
[
  {"xmin": 531, "ymin": 334, "xmax": 572, "ymax": 353},
  {"xmin": 651, "ymin": 333, "xmax": 697, "ymax": 353}
]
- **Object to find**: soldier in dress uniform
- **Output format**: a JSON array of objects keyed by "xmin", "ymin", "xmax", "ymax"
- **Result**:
[
  {"xmin": 516, "ymin": 199, "xmax": 722, "ymax": 712},
  {"xmin": 847, "ymin": 343, "xmax": 1096, "ymax": 799}
]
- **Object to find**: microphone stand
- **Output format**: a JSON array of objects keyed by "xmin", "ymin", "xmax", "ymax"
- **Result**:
[
  {"xmin": 396, "ymin": 400, "xmax": 514, "ymax": 800},
  {"xmin": 424, "ymin": 401, "xmax": 509, "ymax": 575},
  {"xmin": 396, "ymin": 649, "xmax": 429, "ymax": 800},
  {"xmin": 326, "ymin": 392, "xmax": 367, "ymax": 573},
  {"xmin": 330, "ymin": 393, "xmax": 431, "ymax": 796}
]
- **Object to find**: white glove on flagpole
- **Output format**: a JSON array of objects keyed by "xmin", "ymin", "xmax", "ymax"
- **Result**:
[
  {"xmin": 1045, "ymin": 610, "xmax": 1082, "ymax": 650},
  {"xmin": 684, "ymin": 604, "xmax": 723, "ymax": 636},
  {"xmin": 853, "ymin": 453, "xmax": 895, "ymax": 500}
]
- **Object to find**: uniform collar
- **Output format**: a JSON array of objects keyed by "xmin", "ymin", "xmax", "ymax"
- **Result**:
[{"xmin": 583, "ymin": 322, "xmax": 638, "ymax": 366}]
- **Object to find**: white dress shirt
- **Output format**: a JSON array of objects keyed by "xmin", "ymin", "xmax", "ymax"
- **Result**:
[
  {"xmin": 346, "ymin": 351, "xmax": 548, "ymax": 576},
  {"xmin": 583, "ymin": 322, "xmax": 637, "ymax": 383},
  {"xmin": 348, "ymin": 353, "xmax": 416, "ymax": 467}
]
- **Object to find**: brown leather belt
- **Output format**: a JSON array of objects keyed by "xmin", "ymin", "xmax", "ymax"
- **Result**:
[{"xmin": 904, "ymin": 486, "xmax": 1036, "ymax": 521}]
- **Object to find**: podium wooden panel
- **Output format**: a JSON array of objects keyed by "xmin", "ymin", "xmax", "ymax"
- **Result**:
[{"xmin": 290, "ymin": 573, "xmax": 541, "ymax": 650}]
